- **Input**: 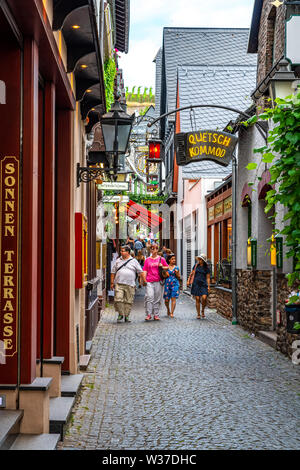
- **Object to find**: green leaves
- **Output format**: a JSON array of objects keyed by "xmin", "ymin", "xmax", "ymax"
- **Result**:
[
  {"xmin": 246, "ymin": 162, "xmax": 258, "ymax": 170},
  {"xmin": 104, "ymin": 58, "xmax": 117, "ymax": 111},
  {"xmin": 262, "ymin": 152, "xmax": 275, "ymax": 164}
]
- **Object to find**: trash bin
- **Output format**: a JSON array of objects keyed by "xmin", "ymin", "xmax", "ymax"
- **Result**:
[{"xmin": 285, "ymin": 304, "xmax": 300, "ymax": 334}]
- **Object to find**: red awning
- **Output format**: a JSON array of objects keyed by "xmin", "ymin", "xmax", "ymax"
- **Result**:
[{"xmin": 126, "ymin": 200, "xmax": 164, "ymax": 233}]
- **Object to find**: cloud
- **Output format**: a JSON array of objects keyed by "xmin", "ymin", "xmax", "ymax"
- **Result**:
[
  {"xmin": 119, "ymin": 39, "xmax": 158, "ymax": 91},
  {"xmin": 119, "ymin": 0, "xmax": 254, "ymax": 90},
  {"xmin": 169, "ymin": 0, "xmax": 253, "ymax": 27}
]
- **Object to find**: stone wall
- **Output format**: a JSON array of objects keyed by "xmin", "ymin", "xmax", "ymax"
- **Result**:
[
  {"xmin": 208, "ymin": 285, "xmax": 232, "ymax": 321},
  {"xmin": 236, "ymin": 269, "xmax": 272, "ymax": 334},
  {"xmin": 276, "ymin": 273, "xmax": 300, "ymax": 359}
]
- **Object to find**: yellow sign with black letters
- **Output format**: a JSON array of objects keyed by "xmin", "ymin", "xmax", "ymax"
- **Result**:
[{"xmin": 175, "ymin": 130, "xmax": 238, "ymax": 167}]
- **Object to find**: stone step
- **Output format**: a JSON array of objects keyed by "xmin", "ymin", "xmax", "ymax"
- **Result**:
[
  {"xmin": 258, "ymin": 330, "xmax": 277, "ymax": 349},
  {"xmin": 49, "ymin": 396, "xmax": 75, "ymax": 441},
  {"xmin": 0, "ymin": 410, "xmax": 23, "ymax": 450},
  {"xmin": 61, "ymin": 374, "xmax": 84, "ymax": 397},
  {"xmin": 79, "ymin": 354, "xmax": 91, "ymax": 371},
  {"xmin": 9, "ymin": 433, "xmax": 60, "ymax": 450}
]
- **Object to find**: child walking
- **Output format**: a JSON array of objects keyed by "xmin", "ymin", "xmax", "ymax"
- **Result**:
[{"xmin": 163, "ymin": 254, "xmax": 181, "ymax": 318}]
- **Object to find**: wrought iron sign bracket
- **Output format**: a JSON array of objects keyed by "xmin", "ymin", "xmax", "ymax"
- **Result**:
[{"xmin": 76, "ymin": 163, "xmax": 111, "ymax": 187}]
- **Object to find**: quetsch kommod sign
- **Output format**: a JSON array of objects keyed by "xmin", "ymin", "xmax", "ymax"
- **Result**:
[{"xmin": 175, "ymin": 130, "xmax": 238, "ymax": 167}]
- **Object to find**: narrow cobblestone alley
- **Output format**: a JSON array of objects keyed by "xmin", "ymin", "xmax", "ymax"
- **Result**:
[{"xmin": 60, "ymin": 291, "xmax": 300, "ymax": 450}]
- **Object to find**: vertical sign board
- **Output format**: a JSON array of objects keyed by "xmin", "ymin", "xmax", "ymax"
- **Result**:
[{"xmin": 0, "ymin": 157, "xmax": 19, "ymax": 362}]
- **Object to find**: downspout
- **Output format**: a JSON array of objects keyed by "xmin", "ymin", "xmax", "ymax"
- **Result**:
[{"xmin": 231, "ymin": 151, "xmax": 238, "ymax": 325}]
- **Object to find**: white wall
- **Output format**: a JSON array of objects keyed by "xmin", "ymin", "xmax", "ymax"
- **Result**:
[{"xmin": 236, "ymin": 124, "xmax": 293, "ymax": 274}]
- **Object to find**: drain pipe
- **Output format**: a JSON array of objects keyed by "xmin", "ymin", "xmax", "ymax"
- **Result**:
[
  {"xmin": 231, "ymin": 152, "xmax": 238, "ymax": 325},
  {"xmin": 272, "ymin": 266, "xmax": 277, "ymax": 330}
]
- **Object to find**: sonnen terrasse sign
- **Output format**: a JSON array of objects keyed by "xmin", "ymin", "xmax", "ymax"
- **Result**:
[
  {"xmin": 175, "ymin": 130, "xmax": 238, "ymax": 167},
  {"xmin": 0, "ymin": 156, "xmax": 19, "ymax": 358}
]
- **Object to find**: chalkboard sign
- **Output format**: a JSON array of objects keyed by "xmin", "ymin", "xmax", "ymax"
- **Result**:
[{"xmin": 175, "ymin": 130, "xmax": 238, "ymax": 167}]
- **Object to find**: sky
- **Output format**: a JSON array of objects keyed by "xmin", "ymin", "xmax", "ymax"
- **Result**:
[{"xmin": 118, "ymin": 0, "xmax": 255, "ymax": 93}]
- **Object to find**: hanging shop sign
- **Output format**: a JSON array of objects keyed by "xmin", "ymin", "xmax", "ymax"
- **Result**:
[
  {"xmin": 0, "ymin": 157, "xmax": 19, "ymax": 358},
  {"xmin": 285, "ymin": 15, "xmax": 300, "ymax": 65},
  {"xmin": 97, "ymin": 181, "xmax": 129, "ymax": 191},
  {"xmin": 141, "ymin": 199, "xmax": 165, "ymax": 205},
  {"xmin": 102, "ymin": 195, "xmax": 129, "ymax": 203},
  {"xmin": 147, "ymin": 184, "xmax": 158, "ymax": 192},
  {"xmin": 175, "ymin": 130, "xmax": 238, "ymax": 167}
]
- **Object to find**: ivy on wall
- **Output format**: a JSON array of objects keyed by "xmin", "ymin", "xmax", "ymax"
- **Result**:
[
  {"xmin": 245, "ymin": 91, "xmax": 300, "ymax": 289},
  {"xmin": 104, "ymin": 57, "xmax": 116, "ymax": 111}
]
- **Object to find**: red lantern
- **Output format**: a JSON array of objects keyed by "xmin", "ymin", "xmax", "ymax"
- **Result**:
[{"xmin": 148, "ymin": 139, "xmax": 162, "ymax": 161}]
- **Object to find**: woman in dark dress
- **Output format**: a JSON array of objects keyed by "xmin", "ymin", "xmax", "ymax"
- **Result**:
[{"xmin": 187, "ymin": 254, "xmax": 210, "ymax": 319}]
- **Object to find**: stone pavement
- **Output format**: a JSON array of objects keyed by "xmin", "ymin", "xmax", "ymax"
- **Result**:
[{"xmin": 60, "ymin": 289, "xmax": 300, "ymax": 450}]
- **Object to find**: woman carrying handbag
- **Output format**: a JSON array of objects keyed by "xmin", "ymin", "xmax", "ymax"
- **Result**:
[
  {"xmin": 142, "ymin": 244, "xmax": 169, "ymax": 321},
  {"xmin": 187, "ymin": 254, "xmax": 210, "ymax": 319}
]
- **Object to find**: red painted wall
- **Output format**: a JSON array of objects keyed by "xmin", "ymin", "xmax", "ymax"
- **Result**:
[{"xmin": 0, "ymin": 39, "xmax": 21, "ymax": 384}]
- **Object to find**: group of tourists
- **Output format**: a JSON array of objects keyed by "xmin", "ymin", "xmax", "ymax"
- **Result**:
[{"xmin": 110, "ymin": 238, "xmax": 210, "ymax": 323}]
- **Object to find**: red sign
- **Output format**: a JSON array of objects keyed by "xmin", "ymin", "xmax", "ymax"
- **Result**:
[{"xmin": 0, "ymin": 157, "xmax": 19, "ymax": 359}]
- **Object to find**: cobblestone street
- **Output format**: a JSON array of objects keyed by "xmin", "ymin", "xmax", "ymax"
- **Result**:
[{"xmin": 60, "ymin": 290, "xmax": 300, "ymax": 450}]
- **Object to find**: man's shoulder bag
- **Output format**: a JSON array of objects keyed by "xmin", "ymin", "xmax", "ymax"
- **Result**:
[{"xmin": 115, "ymin": 257, "xmax": 133, "ymax": 274}]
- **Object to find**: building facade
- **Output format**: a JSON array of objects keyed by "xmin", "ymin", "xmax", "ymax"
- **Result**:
[
  {"xmin": 235, "ymin": 0, "xmax": 300, "ymax": 356},
  {"xmin": 0, "ymin": 0, "xmax": 130, "ymax": 441}
]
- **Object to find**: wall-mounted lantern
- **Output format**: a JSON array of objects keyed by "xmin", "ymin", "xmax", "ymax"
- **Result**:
[
  {"xmin": 247, "ymin": 238, "xmax": 252, "ymax": 267},
  {"xmin": 270, "ymin": 234, "xmax": 276, "ymax": 266},
  {"xmin": 271, "ymin": 234, "xmax": 283, "ymax": 268},
  {"xmin": 100, "ymin": 99, "xmax": 134, "ymax": 174},
  {"xmin": 247, "ymin": 238, "xmax": 257, "ymax": 268},
  {"xmin": 148, "ymin": 139, "xmax": 162, "ymax": 162},
  {"xmin": 77, "ymin": 99, "xmax": 134, "ymax": 186},
  {"xmin": 269, "ymin": 58, "xmax": 297, "ymax": 104}
]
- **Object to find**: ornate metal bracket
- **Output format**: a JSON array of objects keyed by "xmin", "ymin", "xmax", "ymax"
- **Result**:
[{"xmin": 76, "ymin": 163, "xmax": 110, "ymax": 187}]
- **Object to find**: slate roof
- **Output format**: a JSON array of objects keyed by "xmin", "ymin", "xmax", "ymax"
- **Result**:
[
  {"xmin": 178, "ymin": 64, "xmax": 257, "ymax": 178},
  {"xmin": 153, "ymin": 48, "xmax": 162, "ymax": 119},
  {"xmin": 108, "ymin": 0, "xmax": 130, "ymax": 53},
  {"xmin": 161, "ymin": 28, "xmax": 257, "ymax": 122}
]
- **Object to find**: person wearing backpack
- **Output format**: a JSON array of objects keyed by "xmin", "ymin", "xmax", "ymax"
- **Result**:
[
  {"xmin": 134, "ymin": 237, "xmax": 144, "ymax": 256},
  {"xmin": 110, "ymin": 245, "xmax": 144, "ymax": 323}
]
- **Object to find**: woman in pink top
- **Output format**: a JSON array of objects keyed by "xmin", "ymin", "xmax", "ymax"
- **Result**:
[{"xmin": 142, "ymin": 244, "xmax": 168, "ymax": 321}]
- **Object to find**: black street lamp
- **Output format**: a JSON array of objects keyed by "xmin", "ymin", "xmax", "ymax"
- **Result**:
[
  {"xmin": 100, "ymin": 100, "xmax": 134, "ymax": 179},
  {"xmin": 77, "ymin": 99, "xmax": 134, "ymax": 186}
]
